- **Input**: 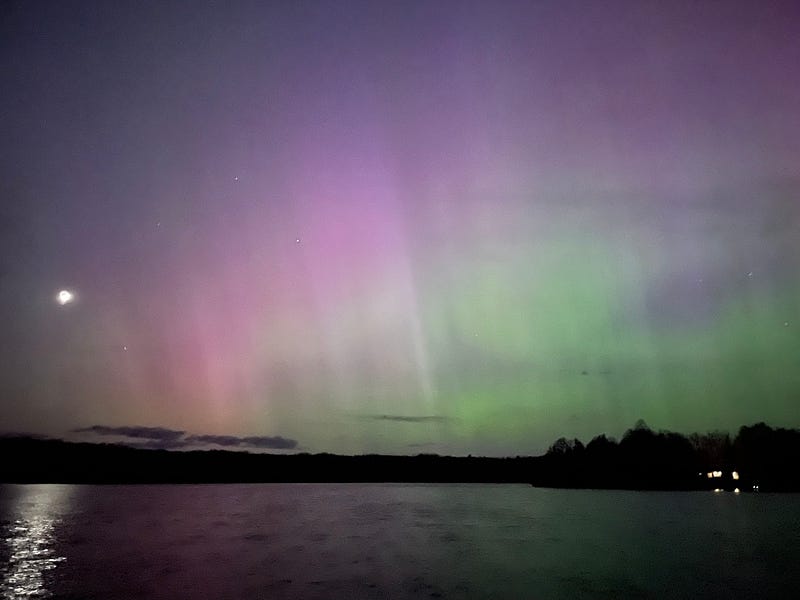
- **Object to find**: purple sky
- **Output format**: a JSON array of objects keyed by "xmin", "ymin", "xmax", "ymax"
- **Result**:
[{"xmin": 1, "ymin": 0, "xmax": 798, "ymax": 454}]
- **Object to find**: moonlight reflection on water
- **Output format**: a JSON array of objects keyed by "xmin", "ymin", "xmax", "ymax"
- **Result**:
[{"xmin": 1, "ymin": 485, "xmax": 69, "ymax": 599}]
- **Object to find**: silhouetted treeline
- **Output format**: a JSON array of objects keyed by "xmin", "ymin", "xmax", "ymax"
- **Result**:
[
  {"xmin": 0, "ymin": 437, "xmax": 536, "ymax": 484},
  {"xmin": 534, "ymin": 421, "xmax": 800, "ymax": 492},
  {"xmin": 1, "ymin": 422, "xmax": 798, "ymax": 490}
]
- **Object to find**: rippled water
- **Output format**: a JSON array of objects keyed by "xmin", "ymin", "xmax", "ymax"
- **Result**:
[{"xmin": 1, "ymin": 484, "xmax": 799, "ymax": 599}]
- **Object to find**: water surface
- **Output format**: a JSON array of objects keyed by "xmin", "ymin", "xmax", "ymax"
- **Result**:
[{"xmin": 1, "ymin": 484, "xmax": 798, "ymax": 599}]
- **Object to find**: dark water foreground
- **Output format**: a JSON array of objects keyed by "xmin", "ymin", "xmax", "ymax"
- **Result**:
[{"xmin": 1, "ymin": 484, "xmax": 798, "ymax": 599}]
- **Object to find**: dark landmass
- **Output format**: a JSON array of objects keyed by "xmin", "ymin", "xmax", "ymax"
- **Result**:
[
  {"xmin": 535, "ymin": 421, "xmax": 800, "ymax": 492},
  {"xmin": 1, "ymin": 422, "xmax": 798, "ymax": 491}
]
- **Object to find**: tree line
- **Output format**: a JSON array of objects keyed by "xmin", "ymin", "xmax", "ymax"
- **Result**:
[
  {"xmin": 537, "ymin": 421, "xmax": 800, "ymax": 491},
  {"xmin": 1, "ymin": 421, "xmax": 797, "ymax": 490}
]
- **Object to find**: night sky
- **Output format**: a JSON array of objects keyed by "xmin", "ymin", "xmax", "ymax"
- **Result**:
[{"xmin": 1, "ymin": 0, "xmax": 798, "ymax": 455}]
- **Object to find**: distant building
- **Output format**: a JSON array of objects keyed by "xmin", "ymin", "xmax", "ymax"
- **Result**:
[{"xmin": 704, "ymin": 470, "xmax": 742, "ymax": 491}]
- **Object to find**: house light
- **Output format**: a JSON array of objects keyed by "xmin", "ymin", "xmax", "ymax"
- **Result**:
[
  {"xmin": 732, "ymin": 471, "xmax": 739, "ymax": 480},
  {"xmin": 713, "ymin": 470, "xmax": 722, "ymax": 478},
  {"xmin": 734, "ymin": 488, "xmax": 740, "ymax": 493}
]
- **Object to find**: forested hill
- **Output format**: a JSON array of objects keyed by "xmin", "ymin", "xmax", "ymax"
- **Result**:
[{"xmin": 1, "ymin": 422, "xmax": 797, "ymax": 491}]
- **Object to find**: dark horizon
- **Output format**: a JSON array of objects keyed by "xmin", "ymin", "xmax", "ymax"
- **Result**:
[
  {"xmin": 0, "ymin": 418, "xmax": 795, "ymax": 457},
  {"xmin": 3, "ymin": 420, "xmax": 799, "ymax": 493}
]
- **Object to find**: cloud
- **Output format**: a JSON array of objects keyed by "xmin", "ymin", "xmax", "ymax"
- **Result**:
[
  {"xmin": 73, "ymin": 425, "xmax": 185, "ymax": 441},
  {"xmin": 184, "ymin": 435, "xmax": 242, "ymax": 447},
  {"xmin": 73, "ymin": 425, "xmax": 299, "ymax": 451},
  {"xmin": 185, "ymin": 434, "xmax": 298, "ymax": 449},
  {"xmin": 579, "ymin": 370, "xmax": 612, "ymax": 376},
  {"xmin": 0, "ymin": 431, "xmax": 49, "ymax": 440},
  {"xmin": 363, "ymin": 415, "xmax": 452, "ymax": 423},
  {"xmin": 240, "ymin": 436, "xmax": 297, "ymax": 449},
  {"xmin": 126, "ymin": 439, "xmax": 192, "ymax": 450}
]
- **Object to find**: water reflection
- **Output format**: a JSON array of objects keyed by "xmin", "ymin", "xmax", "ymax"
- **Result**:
[{"xmin": 1, "ymin": 485, "xmax": 70, "ymax": 599}]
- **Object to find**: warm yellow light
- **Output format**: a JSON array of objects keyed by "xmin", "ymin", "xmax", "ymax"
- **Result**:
[
  {"xmin": 732, "ymin": 471, "xmax": 739, "ymax": 480},
  {"xmin": 707, "ymin": 472, "xmax": 713, "ymax": 478},
  {"xmin": 734, "ymin": 488, "xmax": 740, "ymax": 493},
  {"xmin": 713, "ymin": 488, "xmax": 722, "ymax": 493},
  {"xmin": 713, "ymin": 470, "xmax": 722, "ymax": 478}
]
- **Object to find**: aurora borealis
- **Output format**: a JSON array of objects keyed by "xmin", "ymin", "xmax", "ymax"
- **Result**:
[{"xmin": 1, "ymin": 0, "xmax": 798, "ymax": 455}]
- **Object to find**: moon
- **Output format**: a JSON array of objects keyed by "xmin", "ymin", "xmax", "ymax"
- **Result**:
[{"xmin": 57, "ymin": 289, "xmax": 75, "ymax": 305}]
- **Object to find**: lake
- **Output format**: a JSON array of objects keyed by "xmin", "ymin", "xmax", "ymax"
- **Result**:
[{"xmin": 1, "ymin": 484, "xmax": 798, "ymax": 599}]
